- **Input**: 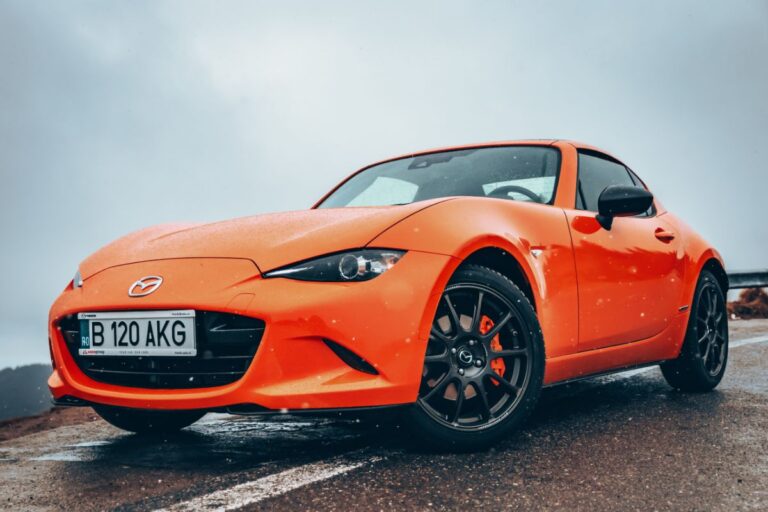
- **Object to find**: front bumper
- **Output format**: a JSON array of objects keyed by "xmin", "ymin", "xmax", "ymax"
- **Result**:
[{"xmin": 48, "ymin": 251, "xmax": 455, "ymax": 411}]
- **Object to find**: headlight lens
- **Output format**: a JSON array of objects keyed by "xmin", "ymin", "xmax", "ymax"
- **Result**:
[
  {"xmin": 73, "ymin": 269, "xmax": 83, "ymax": 288},
  {"xmin": 265, "ymin": 249, "xmax": 405, "ymax": 282}
]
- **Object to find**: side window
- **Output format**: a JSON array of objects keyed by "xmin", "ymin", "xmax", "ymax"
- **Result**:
[
  {"xmin": 575, "ymin": 187, "xmax": 586, "ymax": 209},
  {"xmin": 576, "ymin": 151, "xmax": 635, "ymax": 212},
  {"xmin": 626, "ymin": 168, "xmax": 656, "ymax": 217}
]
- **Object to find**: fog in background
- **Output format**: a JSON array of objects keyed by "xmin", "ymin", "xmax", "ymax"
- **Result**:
[{"xmin": 1, "ymin": 0, "xmax": 767, "ymax": 367}]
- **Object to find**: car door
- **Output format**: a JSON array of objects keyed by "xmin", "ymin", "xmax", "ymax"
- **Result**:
[{"xmin": 566, "ymin": 150, "xmax": 684, "ymax": 351}]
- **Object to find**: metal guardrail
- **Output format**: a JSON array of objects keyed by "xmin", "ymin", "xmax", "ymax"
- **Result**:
[{"xmin": 727, "ymin": 270, "xmax": 768, "ymax": 289}]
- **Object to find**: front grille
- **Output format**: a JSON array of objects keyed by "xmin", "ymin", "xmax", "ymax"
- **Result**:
[{"xmin": 58, "ymin": 311, "xmax": 265, "ymax": 389}]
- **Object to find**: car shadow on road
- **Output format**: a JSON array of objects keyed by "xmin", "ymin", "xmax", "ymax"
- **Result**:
[
  {"xmin": 79, "ymin": 416, "xmax": 387, "ymax": 472},
  {"xmin": 52, "ymin": 371, "xmax": 735, "ymax": 472}
]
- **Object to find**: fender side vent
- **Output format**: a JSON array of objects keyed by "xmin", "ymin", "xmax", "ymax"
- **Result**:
[{"xmin": 322, "ymin": 339, "xmax": 379, "ymax": 375}]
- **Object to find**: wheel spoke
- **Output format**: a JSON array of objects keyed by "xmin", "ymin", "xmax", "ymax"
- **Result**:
[
  {"xmin": 423, "ymin": 375, "xmax": 453, "ymax": 401},
  {"xmin": 450, "ymin": 382, "xmax": 465, "ymax": 423},
  {"xmin": 429, "ymin": 327, "xmax": 453, "ymax": 345},
  {"xmin": 489, "ymin": 372, "xmax": 519, "ymax": 395},
  {"xmin": 492, "ymin": 348, "xmax": 527, "ymax": 359},
  {"xmin": 474, "ymin": 381, "xmax": 492, "ymax": 419},
  {"xmin": 424, "ymin": 351, "xmax": 450, "ymax": 364},
  {"xmin": 424, "ymin": 352, "xmax": 449, "ymax": 364},
  {"xmin": 443, "ymin": 294, "xmax": 461, "ymax": 333},
  {"xmin": 701, "ymin": 290, "xmax": 710, "ymax": 318},
  {"xmin": 711, "ymin": 344, "xmax": 721, "ymax": 365},
  {"xmin": 483, "ymin": 312, "xmax": 512, "ymax": 341},
  {"xmin": 699, "ymin": 335, "xmax": 709, "ymax": 353},
  {"xmin": 709, "ymin": 344, "xmax": 718, "ymax": 370},
  {"xmin": 470, "ymin": 291, "xmax": 484, "ymax": 334}
]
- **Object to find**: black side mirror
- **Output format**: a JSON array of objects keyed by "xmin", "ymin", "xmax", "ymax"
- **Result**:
[{"xmin": 596, "ymin": 185, "xmax": 654, "ymax": 229}]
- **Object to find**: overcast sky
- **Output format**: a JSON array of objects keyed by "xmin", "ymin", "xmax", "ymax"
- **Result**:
[{"xmin": 1, "ymin": 0, "xmax": 767, "ymax": 368}]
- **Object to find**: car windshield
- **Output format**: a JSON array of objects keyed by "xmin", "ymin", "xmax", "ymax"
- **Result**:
[{"xmin": 318, "ymin": 146, "xmax": 560, "ymax": 208}]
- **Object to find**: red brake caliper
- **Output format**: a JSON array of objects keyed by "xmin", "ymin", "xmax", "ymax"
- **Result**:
[{"xmin": 480, "ymin": 315, "xmax": 505, "ymax": 384}]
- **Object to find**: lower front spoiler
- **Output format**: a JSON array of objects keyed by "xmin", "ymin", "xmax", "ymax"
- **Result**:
[{"xmin": 52, "ymin": 395, "xmax": 410, "ymax": 418}]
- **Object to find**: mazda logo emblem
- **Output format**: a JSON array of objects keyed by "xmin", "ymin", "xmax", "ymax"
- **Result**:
[
  {"xmin": 128, "ymin": 276, "xmax": 163, "ymax": 297},
  {"xmin": 458, "ymin": 348, "xmax": 474, "ymax": 365}
]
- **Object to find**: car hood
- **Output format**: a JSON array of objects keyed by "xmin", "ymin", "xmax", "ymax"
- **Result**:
[{"xmin": 80, "ymin": 199, "xmax": 451, "ymax": 279}]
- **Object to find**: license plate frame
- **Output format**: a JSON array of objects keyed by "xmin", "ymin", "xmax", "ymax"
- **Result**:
[{"xmin": 77, "ymin": 310, "xmax": 197, "ymax": 357}]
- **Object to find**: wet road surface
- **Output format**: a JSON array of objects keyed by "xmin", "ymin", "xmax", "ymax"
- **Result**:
[{"xmin": 2, "ymin": 320, "xmax": 767, "ymax": 511}]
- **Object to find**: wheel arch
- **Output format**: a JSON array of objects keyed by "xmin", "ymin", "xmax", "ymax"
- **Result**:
[
  {"xmin": 458, "ymin": 246, "xmax": 537, "ymax": 312},
  {"xmin": 701, "ymin": 257, "xmax": 729, "ymax": 296}
]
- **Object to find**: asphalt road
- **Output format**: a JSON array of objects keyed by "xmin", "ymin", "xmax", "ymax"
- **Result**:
[{"xmin": 2, "ymin": 320, "xmax": 767, "ymax": 511}]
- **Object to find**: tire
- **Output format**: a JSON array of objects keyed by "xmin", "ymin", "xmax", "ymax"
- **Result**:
[
  {"xmin": 93, "ymin": 405, "xmax": 205, "ymax": 434},
  {"xmin": 404, "ymin": 264, "xmax": 545, "ymax": 452},
  {"xmin": 660, "ymin": 270, "xmax": 728, "ymax": 392}
]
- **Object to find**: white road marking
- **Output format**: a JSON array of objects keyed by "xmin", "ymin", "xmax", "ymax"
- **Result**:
[
  {"xmin": 598, "ymin": 336, "xmax": 768, "ymax": 383},
  {"xmin": 730, "ymin": 335, "xmax": 768, "ymax": 348},
  {"xmin": 68, "ymin": 440, "xmax": 111, "ymax": 448},
  {"xmin": 30, "ymin": 451, "xmax": 93, "ymax": 462},
  {"xmin": 153, "ymin": 451, "xmax": 384, "ymax": 512}
]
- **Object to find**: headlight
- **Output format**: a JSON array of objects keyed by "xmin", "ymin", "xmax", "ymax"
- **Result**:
[
  {"xmin": 265, "ymin": 249, "xmax": 405, "ymax": 282},
  {"xmin": 73, "ymin": 269, "xmax": 83, "ymax": 288}
]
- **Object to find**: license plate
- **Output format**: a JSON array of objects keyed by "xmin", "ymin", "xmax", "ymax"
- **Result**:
[{"xmin": 77, "ymin": 310, "xmax": 196, "ymax": 357}]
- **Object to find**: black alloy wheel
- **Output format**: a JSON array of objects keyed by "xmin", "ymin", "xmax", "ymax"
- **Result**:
[
  {"xmin": 661, "ymin": 270, "xmax": 729, "ymax": 392},
  {"xmin": 696, "ymin": 281, "xmax": 728, "ymax": 377},
  {"xmin": 406, "ymin": 265, "xmax": 544, "ymax": 451}
]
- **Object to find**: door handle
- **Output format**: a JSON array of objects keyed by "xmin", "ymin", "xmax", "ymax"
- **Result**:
[{"xmin": 654, "ymin": 228, "xmax": 676, "ymax": 242}]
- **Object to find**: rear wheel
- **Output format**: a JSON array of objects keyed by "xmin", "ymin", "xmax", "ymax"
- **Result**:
[
  {"xmin": 93, "ymin": 405, "xmax": 205, "ymax": 434},
  {"xmin": 405, "ymin": 264, "xmax": 545, "ymax": 451},
  {"xmin": 660, "ymin": 270, "xmax": 728, "ymax": 391}
]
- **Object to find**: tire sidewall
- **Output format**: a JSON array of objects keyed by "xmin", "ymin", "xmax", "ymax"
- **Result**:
[
  {"xmin": 662, "ymin": 270, "xmax": 729, "ymax": 392},
  {"xmin": 685, "ymin": 271, "xmax": 729, "ymax": 386}
]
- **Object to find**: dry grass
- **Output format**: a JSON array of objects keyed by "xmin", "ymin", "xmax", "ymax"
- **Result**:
[{"xmin": 728, "ymin": 288, "xmax": 768, "ymax": 320}]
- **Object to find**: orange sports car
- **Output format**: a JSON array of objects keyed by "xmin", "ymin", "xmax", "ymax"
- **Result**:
[{"xmin": 48, "ymin": 140, "xmax": 729, "ymax": 450}]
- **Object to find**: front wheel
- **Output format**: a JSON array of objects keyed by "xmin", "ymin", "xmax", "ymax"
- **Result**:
[
  {"xmin": 93, "ymin": 405, "xmax": 205, "ymax": 434},
  {"xmin": 660, "ymin": 270, "xmax": 729, "ymax": 392},
  {"xmin": 404, "ymin": 265, "xmax": 545, "ymax": 451}
]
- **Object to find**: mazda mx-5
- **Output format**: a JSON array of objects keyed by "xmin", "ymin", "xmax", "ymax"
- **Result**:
[{"xmin": 49, "ymin": 140, "xmax": 729, "ymax": 450}]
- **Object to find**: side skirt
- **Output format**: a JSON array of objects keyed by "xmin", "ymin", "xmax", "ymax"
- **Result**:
[
  {"xmin": 543, "ymin": 315, "xmax": 686, "ymax": 386},
  {"xmin": 542, "ymin": 360, "xmax": 667, "ymax": 388}
]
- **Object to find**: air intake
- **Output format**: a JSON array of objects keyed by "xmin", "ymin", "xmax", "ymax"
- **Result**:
[
  {"xmin": 322, "ymin": 338, "xmax": 378, "ymax": 375},
  {"xmin": 58, "ymin": 311, "xmax": 265, "ymax": 389}
]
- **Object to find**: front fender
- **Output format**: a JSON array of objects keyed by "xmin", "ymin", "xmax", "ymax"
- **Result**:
[{"xmin": 370, "ymin": 198, "xmax": 580, "ymax": 358}]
